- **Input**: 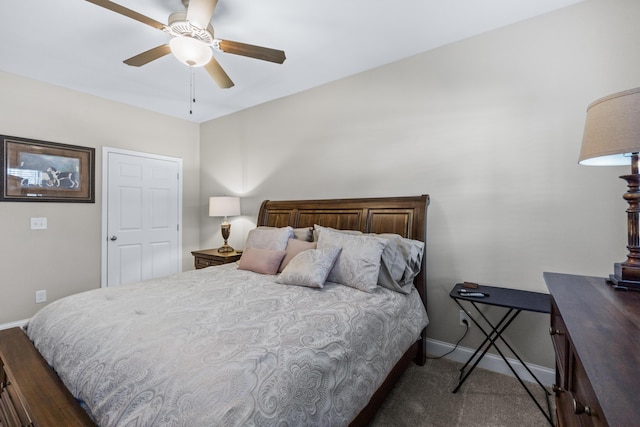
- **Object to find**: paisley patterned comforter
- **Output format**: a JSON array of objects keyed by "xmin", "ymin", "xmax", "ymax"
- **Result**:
[{"xmin": 26, "ymin": 263, "xmax": 428, "ymax": 427}]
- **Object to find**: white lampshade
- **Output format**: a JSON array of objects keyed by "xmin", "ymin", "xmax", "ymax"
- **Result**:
[
  {"xmin": 170, "ymin": 36, "xmax": 212, "ymax": 67},
  {"xmin": 209, "ymin": 196, "xmax": 241, "ymax": 217},
  {"xmin": 579, "ymin": 87, "xmax": 640, "ymax": 166}
]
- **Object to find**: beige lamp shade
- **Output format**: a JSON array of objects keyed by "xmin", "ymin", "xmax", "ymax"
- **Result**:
[
  {"xmin": 579, "ymin": 87, "xmax": 640, "ymax": 291},
  {"xmin": 209, "ymin": 196, "xmax": 241, "ymax": 217},
  {"xmin": 579, "ymin": 87, "xmax": 640, "ymax": 166}
]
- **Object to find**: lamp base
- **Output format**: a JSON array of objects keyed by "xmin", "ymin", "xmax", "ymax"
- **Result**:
[
  {"xmin": 217, "ymin": 244, "xmax": 235, "ymax": 253},
  {"xmin": 217, "ymin": 222, "xmax": 234, "ymax": 253},
  {"xmin": 608, "ymin": 262, "xmax": 640, "ymax": 291}
]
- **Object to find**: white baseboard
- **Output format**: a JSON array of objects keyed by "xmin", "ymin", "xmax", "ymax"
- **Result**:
[
  {"xmin": 426, "ymin": 337, "xmax": 555, "ymax": 387},
  {"xmin": 0, "ymin": 319, "xmax": 29, "ymax": 331}
]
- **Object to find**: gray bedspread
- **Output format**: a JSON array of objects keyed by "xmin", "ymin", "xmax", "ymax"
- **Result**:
[{"xmin": 26, "ymin": 263, "xmax": 428, "ymax": 427}]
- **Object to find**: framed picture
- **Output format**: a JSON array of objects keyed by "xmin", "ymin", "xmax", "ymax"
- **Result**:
[{"xmin": 1, "ymin": 135, "xmax": 95, "ymax": 203}]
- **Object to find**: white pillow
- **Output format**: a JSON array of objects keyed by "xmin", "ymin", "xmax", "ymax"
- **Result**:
[
  {"xmin": 245, "ymin": 226, "xmax": 293, "ymax": 251},
  {"xmin": 276, "ymin": 247, "xmax": 342, "ymax": 288},
  {"xmin": 316, "ymin": 227, "xmax": 386, "ymax": 293}
]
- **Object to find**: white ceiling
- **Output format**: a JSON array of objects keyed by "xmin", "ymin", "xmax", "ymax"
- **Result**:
[{"xmin": 0, "ymin": 0, "xmax": 583, "ymax": 123}]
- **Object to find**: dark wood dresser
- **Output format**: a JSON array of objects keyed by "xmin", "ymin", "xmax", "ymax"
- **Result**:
[
  {"xmin": 544, "ymin": 272, "xmax": 640, "ymax": 426},
  {"xmin": 0, "ymin": 327, "xmax": 94, "ymax": 427}
]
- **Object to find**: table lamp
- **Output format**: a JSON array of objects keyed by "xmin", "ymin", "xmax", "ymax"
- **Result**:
[
  {"xmin": 209, "ymin": 196, "xmax": 241, "ymax": 253},
  {"xmin": 579, "ymin": 87, "xmax": 640, "ymax": 291}
]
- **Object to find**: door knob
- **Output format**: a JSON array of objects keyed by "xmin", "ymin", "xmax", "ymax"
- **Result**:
[{"xmin": 110, "ymin": 235, "xmax": 118, "ymax": 241}]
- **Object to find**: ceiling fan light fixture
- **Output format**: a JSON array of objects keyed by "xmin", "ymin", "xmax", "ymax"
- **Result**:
[{"xmin": 169, "ymin": 36, "xmax": 212, "ymax": 67}]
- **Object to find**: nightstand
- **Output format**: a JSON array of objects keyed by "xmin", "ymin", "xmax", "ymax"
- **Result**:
[{"xmin": 191, "ymin": 249, "xmax": 242, "ymax": 269}]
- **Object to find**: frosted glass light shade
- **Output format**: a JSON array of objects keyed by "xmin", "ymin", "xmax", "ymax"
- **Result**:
[
  {"xmin": 209, "ymin": 196, "xmax": 241, "ymax": 217},
  {"xmin": 579, "ymin": 87, "xmax": 640, "ymax": 166},
  {"xmin": 170, "ymin": 36, "xmax": 212, "ymax": 67}
]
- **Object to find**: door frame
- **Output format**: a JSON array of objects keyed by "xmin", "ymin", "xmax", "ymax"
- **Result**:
[{"xmin": 101, "ymin": 146, "xmax": 183, "ymax": 288}]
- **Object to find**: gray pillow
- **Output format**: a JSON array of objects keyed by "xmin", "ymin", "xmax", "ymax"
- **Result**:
[
  {"xmin": 314, "ymin": 225, "xmax": 424, "ymax": 294},
  {"xmin": 245, "ymin": 226, "xmax": 293, "ymax": 251},
  {"xmin": 293, "ymin": 227, "xmax": 314, "ymax": 242},
  {"xmin": 276, "ymin": 247, "xmax": 341, "ymax": 288},
  {"xmin": 376, "ymin": 234, "xmax": 424, "ymax": 294},
  {"xmin": 316, "ymin": 227, "xmax": 386, "ymax": 293}
]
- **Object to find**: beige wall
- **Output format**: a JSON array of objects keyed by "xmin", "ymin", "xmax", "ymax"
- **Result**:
[
  {"xmin": 2, "ymin": 0, "xmax": 637, "ymax": 369},
  {"xmin": 199, "ymin": 0, "xmax": 640, "ymax": 368},
  {"xmin": 0, "ymin": 72, "xmax": 201, "ymax": 324}
]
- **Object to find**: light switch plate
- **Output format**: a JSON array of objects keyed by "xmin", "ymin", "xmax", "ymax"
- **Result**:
[{"xmin": 35, "ymin": 290, "xmax": 47, "ymax": 303}]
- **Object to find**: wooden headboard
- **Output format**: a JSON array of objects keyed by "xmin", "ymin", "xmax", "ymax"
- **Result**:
[{"xmin": 257, "ymin": 195, "xmax": 430, "ymax": 304}]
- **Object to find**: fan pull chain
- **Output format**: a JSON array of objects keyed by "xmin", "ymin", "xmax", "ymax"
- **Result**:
[{"xmin": 189, "ymin": 67, "xmax": 195, "ymax": 115}]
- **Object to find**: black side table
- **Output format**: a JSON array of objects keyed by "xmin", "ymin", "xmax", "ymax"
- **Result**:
[{"xmin": 449, "ymin": 283, "xmax": 553, "ymax": 426}]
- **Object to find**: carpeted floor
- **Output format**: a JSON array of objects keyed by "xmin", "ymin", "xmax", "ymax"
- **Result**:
[{"xmin": 370, "ymin": 356, "xmax": 555, "ymax": 427}]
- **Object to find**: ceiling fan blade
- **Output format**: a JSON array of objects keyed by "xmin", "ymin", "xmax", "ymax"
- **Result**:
[
  {"xmin": 124, "ymin": 45, "xmax": 171, "ymax": 67},
  {"xmin": 204, "ymin": 57, "xmax": 234, "ymax": 89},
  {"xmin": 85, "ymin": 0, "xmax": 165, "ymax": 30},
  {"xmin": 216, "ymin": 40, "xmax": 286, "ymax": 64},
  {"xmin": 186, "ymin": 0, "xmax": 218, "ymax": 30}
]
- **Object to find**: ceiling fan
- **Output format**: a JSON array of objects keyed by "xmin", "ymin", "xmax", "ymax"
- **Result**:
[{"xmin": 86, "ymin": 0, "xmax": 286, "ymax": 89}]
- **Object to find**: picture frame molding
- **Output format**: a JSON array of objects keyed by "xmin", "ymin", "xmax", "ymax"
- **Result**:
[{"xmin": 0, "ymin": 135, "xmax": 95, "ymax": 203}]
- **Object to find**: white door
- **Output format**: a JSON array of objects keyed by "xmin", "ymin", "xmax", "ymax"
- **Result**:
[{"xmin": 102, "ymin": 148, "xmax": 182, "ymax": 287}]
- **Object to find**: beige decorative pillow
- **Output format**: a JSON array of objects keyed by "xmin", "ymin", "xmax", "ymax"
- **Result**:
[
  {"xmin": 237, "ymin": 247, "xmax": 286, "ymax": 275},
  {"xmin": 276, "ymin": 247, "xmax": 342, "ymax": 288},
  {"xmin": 278, "ymin": 239, "xmax": 317, "ymax": 272},
  {"xmin": 245, "ymin": 226, "xmax": 293, "ymax": 251},
  {"xmin": 316, "ymin": 227, "xmax": 386, "ymax": 293}
]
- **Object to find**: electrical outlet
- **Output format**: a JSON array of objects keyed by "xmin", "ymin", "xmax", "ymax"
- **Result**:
[
  {"xmin": 30, "ymin": 217, "xmax": 47, "ymax": 230},
  {"xmin": 35, "ymin": 290, "xmax": 47, "ymax": 304},
  {"xmin": 459, "ymin": 309, "xmax": 471, "ymax": 327}
]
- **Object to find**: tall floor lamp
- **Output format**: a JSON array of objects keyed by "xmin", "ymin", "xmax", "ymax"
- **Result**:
[
  {"xmin": 579, "ymin": 87, "xmax": 640, "ymax": 291},
  {"xmin": 209, "ymin": 196, "xmax": 241, "ymax": 253}
]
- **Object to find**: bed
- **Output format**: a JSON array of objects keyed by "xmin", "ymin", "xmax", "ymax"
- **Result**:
[{"xmin": 0, "ymin": 195, "xmax": 429, "ymax": 427}]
